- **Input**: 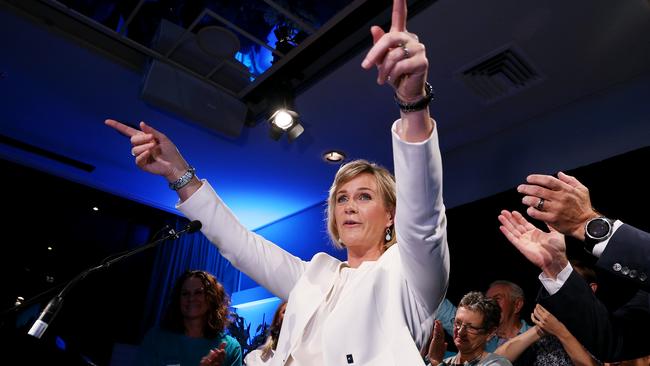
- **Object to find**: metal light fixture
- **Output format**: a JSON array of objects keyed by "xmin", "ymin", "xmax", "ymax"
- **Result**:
[{"xmin": 269, "ymin": 108, "xmax": 304, "ymax": 142}]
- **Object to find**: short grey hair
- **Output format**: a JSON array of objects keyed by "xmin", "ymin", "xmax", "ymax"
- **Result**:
[
  {"xmin": 488, "ymin": 280, "xmax": 525, "ymax": 302},
  {"xmin": 458, "ymin": 291, "xmax": 501, "ymax": 331}
]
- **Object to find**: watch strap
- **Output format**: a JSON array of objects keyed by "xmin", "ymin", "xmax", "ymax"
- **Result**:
[{"xmin": 394, "ymin": 82, "xmax": 434, "ymax": 112}]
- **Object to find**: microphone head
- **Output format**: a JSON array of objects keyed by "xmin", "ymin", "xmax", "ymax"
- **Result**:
[{"xmin": 186, "ymin": 220, "xmax": 202, "ymax": 233}]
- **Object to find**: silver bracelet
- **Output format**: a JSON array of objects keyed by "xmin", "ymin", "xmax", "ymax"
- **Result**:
[{"xmin": 168, "ymin": 166, "xmax": 196, "ymax": 191}]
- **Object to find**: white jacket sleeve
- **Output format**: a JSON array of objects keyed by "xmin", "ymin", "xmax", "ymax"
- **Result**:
[
  {"xmin": 177, "ymin": 181, "xmax": 306, "ymax": 300},
  {"xmin": 392, "ymin": 119, "xmax": 450, "ymax": 315}
]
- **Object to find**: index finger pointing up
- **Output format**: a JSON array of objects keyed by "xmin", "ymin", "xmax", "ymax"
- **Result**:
[{"xmin": 390, "ymin": 0, "xmax": 407, "ymax": 32}]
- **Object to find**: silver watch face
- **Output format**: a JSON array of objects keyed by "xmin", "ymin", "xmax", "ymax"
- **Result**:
[{"xmin": 586, "ymin": 218, "xmax": 611, "ymax": 239}]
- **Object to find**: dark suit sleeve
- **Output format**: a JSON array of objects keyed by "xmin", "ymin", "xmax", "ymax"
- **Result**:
[
  {"xmin": 538, "ymin": 272, "xmax": 613, "ymax": 360},
  {"xmin": 538, "ymin": 270, "xmax": 650, "ymax": 361},
  {"xmin": 597, "ymin": 223, "xmax": 650, "ymax": 291}
]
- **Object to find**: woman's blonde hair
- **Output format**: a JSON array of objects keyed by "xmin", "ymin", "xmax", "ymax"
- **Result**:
[{"xmin": 326, "ymin": 159, "xmax": 397, "ymax": 250}]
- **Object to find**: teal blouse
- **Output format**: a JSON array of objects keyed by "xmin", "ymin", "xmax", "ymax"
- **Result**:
[{"xmin": 137, "ymin": 327, "xmax": 242, "ymax": 366}]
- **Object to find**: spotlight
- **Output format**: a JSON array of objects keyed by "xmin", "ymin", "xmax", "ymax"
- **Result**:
[{"xmin": 269, "ymin": 109, "xmax": 304, "ymax": 142}]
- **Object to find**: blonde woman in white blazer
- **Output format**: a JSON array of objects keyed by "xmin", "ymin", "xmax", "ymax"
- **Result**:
[{"xmin": 106, "ymin": 1, "xmax": 450, "ymax": 364}]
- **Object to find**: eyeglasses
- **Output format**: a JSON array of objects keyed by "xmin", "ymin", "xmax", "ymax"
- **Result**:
[{"xmin": 453, "ymin": 320, "xmax": 485, "ymax": 335}]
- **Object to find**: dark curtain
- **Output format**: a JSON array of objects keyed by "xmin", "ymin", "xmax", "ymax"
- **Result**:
[{"xmin": 141, "ymin": 217, "xmax": 240, "ymax": 333}]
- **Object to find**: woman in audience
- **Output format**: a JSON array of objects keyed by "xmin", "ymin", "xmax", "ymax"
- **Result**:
[
  {"xmin": 495, "ymin": 304, "xmax": 600, "ymax": 366},
  {"xmin": 138, "ymin": 270, "xmax": 242, "ymax": 366},
  {"xmin": 428, "ymin": 292, "xmax": 512, "ymax": 366},
  {"xmin": 244, "ymin": 301, "xmax": 287, "ymax": 365}
]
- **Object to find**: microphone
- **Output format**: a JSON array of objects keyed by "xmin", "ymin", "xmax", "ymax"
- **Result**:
[
  {"xmin": 27, "ymin": 296, "xmax": 63, "ymax": 338},
  {"xmin": 26, "ymin": 220, "xmax": 202, "ymax": 339},
  {"xmin": 186, "ymin": 220, "xmax": 202, "ymax": 233},
  {"xmin": 168, "ymin": 220, "xmax": 202, "ymax": 239}
]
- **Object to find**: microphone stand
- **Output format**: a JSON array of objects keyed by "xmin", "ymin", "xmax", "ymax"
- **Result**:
[{"xmin": 26, "ymin": 221, "xmax": 201, "ymax": 339}]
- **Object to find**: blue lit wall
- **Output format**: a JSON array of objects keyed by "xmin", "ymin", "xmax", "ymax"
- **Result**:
[
  {"xmin": 241, "ymin": 200, "xmax": 345, "ymax": 290},
  {"xmin": 230, "ymin": 199, "xmax": 346, "ymax": 341}
]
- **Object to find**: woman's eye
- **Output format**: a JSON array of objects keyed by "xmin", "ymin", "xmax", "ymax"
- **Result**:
[
  {"xmin": 336, "ymin": 195, "xmax": 348, "ymax": 203},
  {"xmin": 359, "ymin": 193, "xmax": 371, "ymax": 200}
]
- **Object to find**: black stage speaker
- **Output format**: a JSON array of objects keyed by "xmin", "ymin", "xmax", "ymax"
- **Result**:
[{"xmin": 140, "ymin": 60, "xmax": 247, "ymax": 138}]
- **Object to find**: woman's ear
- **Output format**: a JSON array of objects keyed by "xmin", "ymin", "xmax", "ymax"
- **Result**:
[{"xmin": 386, "ymin": 209, "xmax": 395, "ymax": 227}]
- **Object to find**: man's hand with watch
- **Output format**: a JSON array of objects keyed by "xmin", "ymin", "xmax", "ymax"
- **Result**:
[{"xmin": 514, "ymin": 172, "xmax": 618, "ymax": 257}]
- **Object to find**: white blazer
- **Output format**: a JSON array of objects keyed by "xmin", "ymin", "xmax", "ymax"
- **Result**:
[{"xmin": 178, "ymin": 121, "xmax": 450, "ymax": 366}]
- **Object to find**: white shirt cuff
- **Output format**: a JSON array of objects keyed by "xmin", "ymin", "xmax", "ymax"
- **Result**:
[
  {"xmin": 592, "ymin": 220, "xmax": 623, "ymax": 257},
  {"xmin": 539, "ymin": 262, "xmax": 573, "ymax": 295}
]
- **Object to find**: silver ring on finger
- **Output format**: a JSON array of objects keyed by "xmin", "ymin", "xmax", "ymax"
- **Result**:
[
  {"xmin": 535, "ymin": 198, "xmax": 545, "ymax": 211},
  {"xmin": 400, "ymin": 43, "xmax": 410, "ymax": 59},
  {"xmin": 131, "ymin": 149, "xmax": 136, "ymax": 157}
]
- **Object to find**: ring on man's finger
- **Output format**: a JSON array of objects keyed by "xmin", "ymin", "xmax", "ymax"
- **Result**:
[
  {"xmin": 400, "ymin": 43, "xmax": 410, "ymax": 59},
  {"xmin": 535, "ymin": 198, "xmax": 545, "ymax": 211}
]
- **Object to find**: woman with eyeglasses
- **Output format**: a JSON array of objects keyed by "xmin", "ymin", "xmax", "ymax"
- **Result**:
[
  {"xmin": 137, "ymin": 270, "xmax": 242, "ymax": 366},
  {"xmin": 428, "ymin": 292, "xmax": 511, "ymax": 366}
]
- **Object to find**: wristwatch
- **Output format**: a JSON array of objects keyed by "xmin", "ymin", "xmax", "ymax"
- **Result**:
[{"xmin": 584, "ymin": 216, "xmax": 614, "ymax": 252}]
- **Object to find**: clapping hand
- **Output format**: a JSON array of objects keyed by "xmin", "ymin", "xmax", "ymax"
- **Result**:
[
  {"xmin": 426, "ymin": 319, "xmax": 447, "ymax": 365},
  {"xmin": 200, "ymin": 342, "xmax": 226, "ymax": 366},
  {"xmin": 498, "ymin": 210, "xmax": 568, "ymax": 279},
  {"xmin": 531, "ymin": 304, "xmax": 568, "ymax": 338},
  {"xmin": 517, "ymin": 172, "xmax": 599, "ymax": 240}
]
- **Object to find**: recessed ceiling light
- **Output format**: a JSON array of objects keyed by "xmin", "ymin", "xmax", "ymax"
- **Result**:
[
  {"xmin": 92, "ymin": 206, "xmax": 99, "ymax": 211},
  {"xmin": 47, "ymin": 246, "xmax": 53, "ymax": 251},
  {"xmin": 322, "ymin": 150, "xmax": 346, "ymax": 163}
]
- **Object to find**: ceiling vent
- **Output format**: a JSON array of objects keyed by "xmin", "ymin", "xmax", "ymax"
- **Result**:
[{"xmin": 458, "ymin": 45, "xmax": 543, "ymax": 104}]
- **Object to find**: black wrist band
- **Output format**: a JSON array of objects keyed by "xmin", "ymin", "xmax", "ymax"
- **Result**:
[{"xmin": 394, "ymin": 82, "xmax": 434, "ymax": 112}]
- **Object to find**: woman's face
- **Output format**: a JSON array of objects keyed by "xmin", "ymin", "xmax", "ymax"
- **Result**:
[
  {"xmin": 334, "ymin": 173, "xmax": 393, "ymax": 250},
  {"xmin": 180, "ymin": 276, "xmax": 209, "ymax": 320},
  {"xmin": 453, "ymin": 307, "xmax": 491, "ymax": 355}
]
